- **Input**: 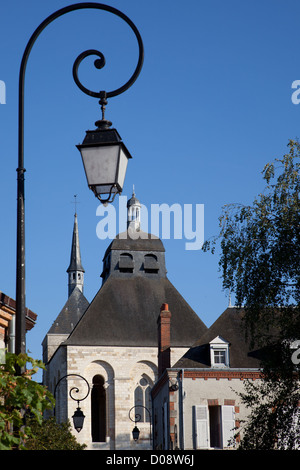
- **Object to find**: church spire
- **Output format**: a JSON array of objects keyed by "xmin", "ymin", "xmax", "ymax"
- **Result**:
[
  {"xmin": 127, "ymin": 186, "xmax": 141, "ymax": 231},
  {"xmin": 67, "ymin": 212, "xmax": 85, "ymax": 297}
]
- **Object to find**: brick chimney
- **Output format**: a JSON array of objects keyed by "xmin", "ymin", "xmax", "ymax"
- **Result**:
[{"xmin": 157, "ymin": 303, "xmax": 171, "ymax": 377}]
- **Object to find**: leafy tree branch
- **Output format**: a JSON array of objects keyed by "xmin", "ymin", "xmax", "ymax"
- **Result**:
[
  {"xmin": 204, "ymin": 139, "xmax": 300, "ymax": 449},
  {"xmin": 0, "ymin": 352, "xmax": 55, "ymax": 450}
]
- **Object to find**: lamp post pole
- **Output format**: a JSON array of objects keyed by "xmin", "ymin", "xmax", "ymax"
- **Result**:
[{"xmin": 15, "ymin": 3, "xmax": 143, "ymax": 361}]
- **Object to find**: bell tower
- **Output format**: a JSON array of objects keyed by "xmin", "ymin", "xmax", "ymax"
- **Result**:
[{"xmin": 127, "ymin": 186, "xmax": 141, "ymax": 231}]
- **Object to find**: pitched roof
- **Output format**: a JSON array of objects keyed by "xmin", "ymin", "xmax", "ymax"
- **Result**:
[
  {"xmin": 173, "ymin": 307, "xmax": 263, "ymax": 369},
  {"xmin": 47, "ymin": 287, "xmax": 89, "ymax": 335},
  {"xmin": 64, "ymin": 276, "xmax": 207, "ymax": 347}
]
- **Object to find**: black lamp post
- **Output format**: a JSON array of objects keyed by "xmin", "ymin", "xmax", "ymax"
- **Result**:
[
  {"xmin": 129, "ymin": 405, "xmax": 152, "ymax": 445},
  {"xmin": 15, "ymin": 3, "xmax": 144, "ymax": 362},
  {"xmin": 54, "ymin": 374, "xmax": 90, "ymax": 433}
]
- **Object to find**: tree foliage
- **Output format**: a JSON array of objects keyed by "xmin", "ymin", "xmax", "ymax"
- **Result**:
[
  {"xmin": 237, "ymin": 363, "xmax": 300, "ymax": 450},
  {"xmin": 0, "ymin": 352, "xmax": 55, "ymax": 450},
  {"xmin": 24, "ymin": 417, "xmax": 86, "ymax": 450},
  {"xmin": 204, "ymin": 139, "xmax": 300, "ymax": 449}
]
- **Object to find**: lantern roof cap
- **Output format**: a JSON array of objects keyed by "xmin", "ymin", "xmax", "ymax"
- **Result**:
[{"xmin": 80, "ymin": 126, "xmax": 122, "ymax": 146}]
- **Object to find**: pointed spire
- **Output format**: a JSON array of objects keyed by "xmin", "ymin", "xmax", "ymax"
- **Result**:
[{"xmin": 67, "ymin": 212, "xmax": 85, "ymax": 297}]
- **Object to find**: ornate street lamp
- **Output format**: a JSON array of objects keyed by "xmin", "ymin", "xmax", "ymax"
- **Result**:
[
  {"xmin": 75, "ymin": 91, "xmax": 133, "ymax": 206},
  {"xmin": 15, "ymin": 3, "xmax": 144, "ymax": 361},
  {"xmin": 54, "ymin": 374, "xmax": 90, "ymax": 433},
  {"xmin": 73, "ymin": 16, "xmax": 144, "ymax": 205},
  {"xmin": 129, "ymin": 405, "xmax": 152, "ymax": 445}
]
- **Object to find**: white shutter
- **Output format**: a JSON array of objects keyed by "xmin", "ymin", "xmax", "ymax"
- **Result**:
[
  {"xmin": 194, "ymin": 405, "xmax": 209, "ymax": 449},
  {"xmin": 221, "ymin": 405, "xmax": 235, "ymax": 448}
]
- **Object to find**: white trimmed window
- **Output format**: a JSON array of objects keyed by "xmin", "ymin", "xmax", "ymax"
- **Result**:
[{"xmin": 209, "ymin": 336, "xmax": 229, "ymax": 368}]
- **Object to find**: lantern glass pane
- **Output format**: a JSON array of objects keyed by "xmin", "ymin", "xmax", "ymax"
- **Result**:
[
  {"xmin": 72, "ymin": 408, "xmax": 85, "ymax": 433},
  {"xmin": 80, "ymin": 145, "xmax": 119, "ymax": 186},
  {"xmin": 116, "ymin": 147, "xmax": 129, "ymax": 190}
]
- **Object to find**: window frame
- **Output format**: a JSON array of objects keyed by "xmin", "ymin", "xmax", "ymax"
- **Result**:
[{"xmin": 209, "ymin": 336, "xmax": 230, "ymax": 368}]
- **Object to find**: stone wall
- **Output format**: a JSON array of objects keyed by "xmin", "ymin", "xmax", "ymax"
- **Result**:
[{"xmin": 48, "ymin": 344, "xmax": 188, "ymax": 450}]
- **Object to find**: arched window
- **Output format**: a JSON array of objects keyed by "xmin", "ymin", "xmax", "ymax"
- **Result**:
[
  {"xmin": 134, "ymin": 376, "xmax": 152, "ymax": 423},
  {"xmin": 128, "ymin": 206, "xmax": 140, "ymax": 222},
  {"xmin": 91, "ymin": 375, "xmax": 106, "ymax": 442}
]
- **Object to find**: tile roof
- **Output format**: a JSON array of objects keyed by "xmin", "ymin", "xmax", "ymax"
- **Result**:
[
  {"xmin": 173, "ymin": 307, "xmax": 264, "ymax": 369},
  {"xmin": 47, "ymin": 287, "xmax": 89, "ymax": 335},
  {"xmin": 64, "ymin": 276, "xmax": 207, "ymax": 347}
]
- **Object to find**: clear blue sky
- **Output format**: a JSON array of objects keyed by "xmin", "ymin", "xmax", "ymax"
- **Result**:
[{"xmin": 1, "ymin": 0, "xmax": 300, "ymax": 371}]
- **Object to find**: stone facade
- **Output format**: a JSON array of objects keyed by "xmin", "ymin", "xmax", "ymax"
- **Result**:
[{"xmin": 46, "ymin": 344, "xmax": 189, "ymax": 450}]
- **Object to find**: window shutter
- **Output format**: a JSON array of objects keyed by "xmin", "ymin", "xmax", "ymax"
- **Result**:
[
  {"xmin": 221, "ymin": 405, "xmax": 235, "ymax": 448},
  {"xmin": 194, "ymin": 405, "xmax": 209, "ymax": 449}
]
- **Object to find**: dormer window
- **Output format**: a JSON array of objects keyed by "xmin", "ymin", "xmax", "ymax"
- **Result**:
[
  {"xmin": 210, "ymin": 336, "xmax": 229, "ymax": 368},
  {"xmin": 144, "ymin": 254, "xmax": 159, "ymax": 273},
  {"xmin": 119, "ymin": 253, "xmax": 134, "ymax": 273}
]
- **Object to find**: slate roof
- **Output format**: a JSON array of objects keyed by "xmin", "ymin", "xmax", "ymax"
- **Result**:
[
  {"xmin": 127, "ymin": 192, "xmax": 140, "ymax": 208},
  {"xmin": 64, "ymin": 276, "xmax": 207, "ymax": 347},
  {"xmin": 47, "ymin": 287, "xmax": 89, "ymax": 335},
  {"xmin": 173, "ymin": 307, "xmax": 264, "ymax": 369},
  {"xmin": 67, "ymin": 214, "xmax": 85, "ymax": 273}
]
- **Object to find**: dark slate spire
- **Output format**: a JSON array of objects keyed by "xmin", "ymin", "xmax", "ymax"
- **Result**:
[{"xmin": 67, "ymin": 213, "xmax": 85, "ymax": 297}]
